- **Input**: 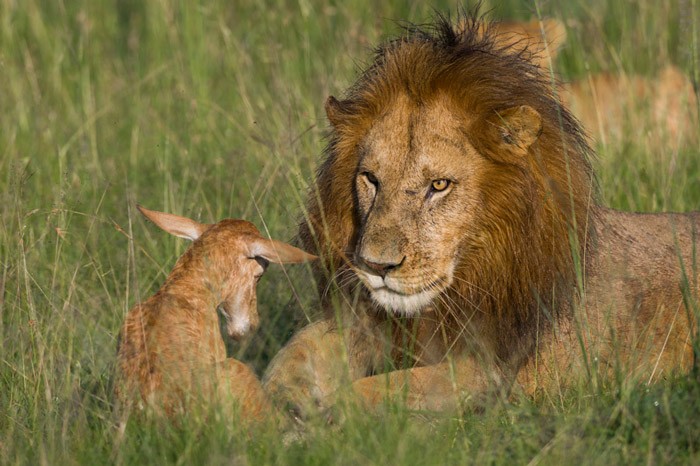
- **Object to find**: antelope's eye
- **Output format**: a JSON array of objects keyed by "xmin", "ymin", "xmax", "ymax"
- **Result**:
[
  {"xmin": 431, "ymin": 179, "xmax": 450, "ymax": 192},
  {"xmin": 254, "ymin": 257, "xmax": 269, "ymax": 271},
  {"xmin": 252, "ymin": 257, "xmax": 269, "ymax": 278}
]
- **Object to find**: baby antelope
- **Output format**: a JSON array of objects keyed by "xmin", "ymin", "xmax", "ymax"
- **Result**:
[{"xmin": 115, "ymin": 205, "xmax": 316, "ymax": 419}]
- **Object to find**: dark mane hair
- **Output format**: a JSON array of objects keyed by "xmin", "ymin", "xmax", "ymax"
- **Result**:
[
  {"xmin": 333, "ymin": 9, "xmax": 593, "ymax": 176},
  {"xmin": 300, "ymin": 8, "xmax": 598, "ymax": 364}
]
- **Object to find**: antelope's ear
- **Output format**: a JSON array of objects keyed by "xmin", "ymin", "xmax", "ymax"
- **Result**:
[
  {"xmin": 492, "ymin": 105, "xmax": 542, "ymax": 151},
  {"xmin": 248, "ymin": 238, "xmax": 318, "ymax": 264},
  {"xmin": 325, "ymin": 96, "xmax": 345, "ymax": 127},
  {"xmin": 137, "ymin": 205, "xmax": 209, "ymax": 241}
]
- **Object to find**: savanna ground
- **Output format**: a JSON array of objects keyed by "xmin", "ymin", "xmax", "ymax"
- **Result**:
[{"xmin": 1, "ymin": 0, "xmax": 700, "ymax": 464}]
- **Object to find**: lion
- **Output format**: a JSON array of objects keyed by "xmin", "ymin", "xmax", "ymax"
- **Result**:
[
  {"xmin": 501, "ymin": 18, "xmax": 698, "ymax": 152},
  {"xmin": 561, "ymin": 65, "xmax": 698, "ymax": 152},
  {"xmin": 489, "ymin": 18, "xmax": 698, "ymax": 153},
  {"xmin": 262, "ymin": 12, "xmax": 699, "ymax": 417},
  {"xmin": 482, "ymin": 18, "xmax": 567, "ymax": 69}
]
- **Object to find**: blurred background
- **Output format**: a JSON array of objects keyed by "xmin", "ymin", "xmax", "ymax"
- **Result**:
[{"xmin": 1, "ymin": 1, "xmax": 698, "ymax": 463}]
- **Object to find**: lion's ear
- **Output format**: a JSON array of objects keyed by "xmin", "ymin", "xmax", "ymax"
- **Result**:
[
  {"xmin": 325, "ymin": 96, "xmax": 345, "ymax": 127},
  {"xmin": 494, "ymin": 105, "xmax": 542, "ymax": 151}
]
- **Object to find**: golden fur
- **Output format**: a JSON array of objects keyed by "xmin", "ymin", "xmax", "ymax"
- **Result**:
[
  {"xmin": 115, "ymin": 206, "xmax": 315, "ymax": 420},
  {"xmin": 487, "ymin": 18, "xmax": 698, "ymax": 152},
  {"xmin": 483, "ymin": 18, "xmax": 567, "ymax": 69},
  {"xmin": 561, "ymin": 65, "xmax": 698, "ymax": 151},
  {"xmin": 263, "ymin": 12, "xmax": 699, "ymax": 415}
]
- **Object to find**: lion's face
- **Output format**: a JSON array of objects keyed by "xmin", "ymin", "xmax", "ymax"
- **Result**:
[
  {"xmin": 304, "ymin": 18, "xmax": 593, "ymax": 348},
  {"xmin": 352, "ymin": 95, "xmax": 488, "ymax": 315}
]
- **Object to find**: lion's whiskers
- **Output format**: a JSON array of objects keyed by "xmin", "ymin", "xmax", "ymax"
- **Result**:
[{"xmin": 450, "ymin": 275, "xmax": 499, "ymax": 302}]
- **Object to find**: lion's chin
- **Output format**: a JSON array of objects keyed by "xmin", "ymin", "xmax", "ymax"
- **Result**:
[
  {"xmin": 368, "ymin": 287, "xmax": 440, "ymax": 316},
  {"xmin": 355, "ymin": 268, "xmax": 454, "ymax": 316}
]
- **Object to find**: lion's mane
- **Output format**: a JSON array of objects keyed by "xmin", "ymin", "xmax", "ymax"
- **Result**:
[{"xmin": 299, "ymin": 10, "xmax": 598, "ymax": 365}]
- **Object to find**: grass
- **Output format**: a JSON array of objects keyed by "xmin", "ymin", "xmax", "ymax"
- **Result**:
[{"xmin": 1, "ymin": 0, "xmax": 699, "ymax": 464}]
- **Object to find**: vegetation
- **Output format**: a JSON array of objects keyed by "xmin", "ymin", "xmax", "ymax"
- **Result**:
[{"xmin": 1, "ymin": 0, "xmax": 698, "ymax": 464}]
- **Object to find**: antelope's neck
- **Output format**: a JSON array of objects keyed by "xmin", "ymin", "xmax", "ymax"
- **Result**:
[
  {"xmin": 152, "ymin": 272, "xmax": 227, "ymax": 361},
  {"xmin": 159, "ymin": 273, "xmax": 218, "ymax": 310}
]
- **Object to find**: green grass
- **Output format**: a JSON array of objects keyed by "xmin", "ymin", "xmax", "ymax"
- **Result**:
[{"xmin": 1, "ymin": 0, "xmax": 699, "ymax": 464}]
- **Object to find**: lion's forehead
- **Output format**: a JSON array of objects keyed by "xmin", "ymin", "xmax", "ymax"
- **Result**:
[
  {"xmin": 365, "ymin": 98, "xmax": 414, "ymax": 159},
  {"xmin": 364, "ymin": 95, "xmax": 477, "ymax": 181}
]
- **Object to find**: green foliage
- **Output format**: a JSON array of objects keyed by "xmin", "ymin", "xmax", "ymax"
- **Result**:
[{"xmin": 0, "ymin": 0, "xmax": 698, "ymax": 464}]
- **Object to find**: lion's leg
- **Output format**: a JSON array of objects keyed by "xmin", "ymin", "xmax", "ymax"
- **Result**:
[
  {"xmin": 262, "ymin": 319, "xmax": 375, "ymax": 420},
  {"xmin": 351, "ymin": 357, "xmax": 499, "ymax": 412},
  {"xmin": 262, "ymin": 320, "xmax": 347, "ymax": 418}
]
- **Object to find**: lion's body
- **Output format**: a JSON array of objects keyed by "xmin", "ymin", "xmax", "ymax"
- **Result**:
[
  {"xmin": 263, "ymin": 13, "xmax": 699, "ymax": 414},
  {"xmin": 518, "ymin": 207, "xmax": 698, "ymax": 395},
  {"xmin": 562, "ymin": 65, "xmax": 698, "ymax": 152}
]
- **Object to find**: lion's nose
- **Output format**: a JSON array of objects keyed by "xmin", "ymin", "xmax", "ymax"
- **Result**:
[{"xmin": 361, "ymin": 256, "xmax": 405, "ymax": 277}]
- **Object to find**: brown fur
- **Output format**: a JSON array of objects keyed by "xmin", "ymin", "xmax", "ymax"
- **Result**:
[
  {"xmin": 263, "ymin": 11, "xmax": 699, "ymax": 415},
  {"xmin": 115, "ymin": 206, "xmax": 315, "ymax": 420}
]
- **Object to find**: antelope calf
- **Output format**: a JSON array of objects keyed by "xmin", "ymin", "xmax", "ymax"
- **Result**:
[{"xmin": 115, "ymin": 205, "xmax": 316, "ymax": 420}]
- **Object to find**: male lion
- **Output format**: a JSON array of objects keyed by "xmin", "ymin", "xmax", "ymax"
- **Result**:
[{"xmin": 263, "ymin": 13, "xmax": 699, "ymax": 416}]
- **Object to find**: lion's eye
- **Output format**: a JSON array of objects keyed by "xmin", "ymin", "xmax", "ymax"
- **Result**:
[
  {"xmin": 361, "ymin": 172, "xmax": 379, "ymax": 187},
  {"xmin": 431, "ymin": 179, "xmax": 450, "ymax": 192},
  {"xmin": 363, "ymin": 172, "xmax": 378, "ymax": 185}
]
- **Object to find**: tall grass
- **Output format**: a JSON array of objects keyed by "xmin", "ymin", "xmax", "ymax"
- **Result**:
[{"xmin": 1, "ymin": 0, "xmax": 699, "ymax": 464}]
